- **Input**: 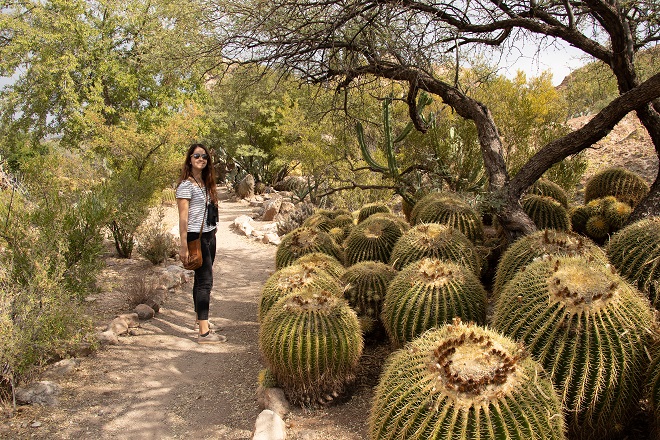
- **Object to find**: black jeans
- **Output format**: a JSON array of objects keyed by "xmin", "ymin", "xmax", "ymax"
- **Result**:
[{"xmin": 187, "ymin": 229, "xmax": 216, "ymax": 320}]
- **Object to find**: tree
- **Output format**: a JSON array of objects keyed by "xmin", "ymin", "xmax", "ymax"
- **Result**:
[{"xmin": 207, "ymin": 0, "xmax": 660, "ymax": 240}]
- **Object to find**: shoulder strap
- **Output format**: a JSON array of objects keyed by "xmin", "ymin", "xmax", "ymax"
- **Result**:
[{"xmin": 198, "ymin": 190, "xmax": 208, "ymax": 235}]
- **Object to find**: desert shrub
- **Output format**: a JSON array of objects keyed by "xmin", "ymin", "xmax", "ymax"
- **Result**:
[
  {"xmin": 136, "ymin": 207, "xmax": 178, "ymax": 265},
  {"xmin": 106, "ymin": 169, "xmax": 159, "ymax": 258},
  {"xmin": 124, "ymin": 276, "xmax": 159, "ymax": 309},
  {"xmin": 0, "ymin": 185, "xmax": 100, "ymax": 400}
]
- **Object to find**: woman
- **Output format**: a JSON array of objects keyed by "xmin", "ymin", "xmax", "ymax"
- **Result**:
[{"xmin": 176, "ymin": 143, "xmax": 226, "ymax": 343}]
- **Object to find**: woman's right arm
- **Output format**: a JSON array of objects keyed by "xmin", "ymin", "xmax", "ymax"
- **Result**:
[{"xmin": 177, "ymin": 197, "xmax": 190, "ymax": 263}]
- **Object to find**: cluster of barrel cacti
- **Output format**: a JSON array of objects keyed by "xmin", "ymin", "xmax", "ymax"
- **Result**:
[{"xmin": 262, "ymin": 171, "xmax": 660, "ymax": 438}]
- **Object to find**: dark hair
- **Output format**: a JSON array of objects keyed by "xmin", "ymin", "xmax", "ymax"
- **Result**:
[{"xmin": 177, "ymin": 143, "xmax": 218, "ymax": 204}]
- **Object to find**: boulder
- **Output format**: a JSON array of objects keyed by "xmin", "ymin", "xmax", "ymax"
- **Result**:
[
  {"xmin": 15, "ymin": 381, "xmax": 61, "ymax": 406},
  {"xmin": 237, "ymin": 174, "xmax": 255, "ymax": 199},
  {"xmin": 256, "ymin": 386, "xmax": 290, "ymax": 417},
  {"xmin": 134, "ymin": 304, "xmax": 155, "ymax": 320},
  {"xmin": 252, "ymin": 409, "xmax": 287, "ymax": 440},
  {"xmin": 262, "ymin": 198, "xmax": 282, "ymax": 221}
]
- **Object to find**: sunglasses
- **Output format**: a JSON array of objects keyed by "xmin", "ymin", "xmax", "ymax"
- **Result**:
[{"xmin": 192, "ymin": 153, "xmax": 208, "ymax": 160}]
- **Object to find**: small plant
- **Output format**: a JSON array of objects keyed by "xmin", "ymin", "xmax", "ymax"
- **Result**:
[
  {"xmin": 124, "ymin": 276, "xmax": 159, "ymax": 310},
  {"xmin": 370, "ymin": 318, "xmax": 566, "ymax": 440},
  {"xmin": 136, "ymin": 207, "xmax": 178, "ymax": 265},
  {"xmin": 276, "ymin": 202, "xmax": 315, "ymax": 236}
]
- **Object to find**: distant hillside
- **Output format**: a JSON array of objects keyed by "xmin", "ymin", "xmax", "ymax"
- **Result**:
[{"xmin": 558, "ymin": 45, "xmax": 659, "ymax": 118}]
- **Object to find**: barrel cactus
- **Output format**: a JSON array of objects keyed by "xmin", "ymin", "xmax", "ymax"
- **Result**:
[
  {"xmin": 493, "ymin": 229, "xmax": 608, "ymax": 297},
  {"xmin": 521, "ymin": 194, "xmax": 571, "ymax": 231},
  {"xmin": 647, "ymin": 342, "xmax": 660, "ymax": 439},
  {"xmin": 369, "ymin": 318, "xmax": 566, "ymax": 440},
  {"xmin": 259, "ymin": 289, "xmax": 363, "ymax": 406},
  {"xmin": 275, "ymin": 226, "xmax": 344, "ymax": 269},
  {"xmin": 294, "ymin": 252, "xmax": 346, "ymax": 280},
  {"xmin": 410, "ymin": 192, "xmax": 484, "ymax": 242},
  {"xmin": 584, "ymin": 167, "xmax": 649, "ymax": 207},
  {"xmin": 358, "ymin": 203, "xmax": 391, "ymax": 223},
  {"xmin": 570, "ymin": 205, "xmax": 591, "ymax": 234},
  {"xmin": 341, "ymin": 261, "xmax": 398, "ymax": 334},
  {"xmin": 382, "ymin": 258, "xmax": 487, "ymax": 347},
  {"xmin": 607, "ymin": 216, "xmax": 660, "ymax": 307},
  {"xmin": 368, "ymin": 212, "xmax": 410, "ymax": 234},
  {"xmin": 344, "ymin": 216, "xmax": 404, "ymax": 266},
  {"xmin": 585, "ymin": 214, "xmax": 609, "ymax": 241},
  {"xmin": 259, "ymin": 263, "xmax": 342, "ymax": 321},
  {"xmin": 389, "ymin": 223, "xmax": 481, "ymax": 274},
  {"xmin": 302, "ymin": 212, "xmax": 333, "ymax": 232},
  {"xmin": 526, "ymin": 178, "xmax": 569, "ymax": 207},
  {"xmin": 493, "ymin": 256, "xmax": 654, "ymax": 440}
]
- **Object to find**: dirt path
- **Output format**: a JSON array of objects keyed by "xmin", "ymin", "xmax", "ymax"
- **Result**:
[{"xmin": 1, "ymin": 190, "xmax": 375, "ymax": 440}]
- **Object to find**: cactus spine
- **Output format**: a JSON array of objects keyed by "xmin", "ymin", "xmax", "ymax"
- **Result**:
[
  {"xmin": 521, "ymin": 194, "xmax": 571, "ymax": 231},
  {"xmin": 607, "ymin": 216, "xmax": 660, "ymax": 307},
  {"xmin": 369, "ymin": 318, "xmax": 566, "ymax": 440},
  {"xmin": 344, "ymin": 216, "xmax": 404, "ymax": 266},
  {"xmin": 382, "ymin": 258, "xmax": 487, "ymax": 346},
  {"xmin": 493, "ymin": 256, "xmax": 654, "ymax": 440},
  {"xmin": 410, "ymin": 192, "xmax": 484, "ymax": 242},
  {"xmin": 389, "ymin": 223, "xmax": 481, "ymax": 274},
  {"xmin": 584, "ymin": 167, "xmax": 649, "ymax": 207},
  {"xmin": 493, "ymin": 229, "xmax": 608, "ymax": 298},
  {"xmin": 341, "ymin": 261, "xmax": 398, "ymax": 334},
  {"xmin": 259, "ymin": 289, "xmax": 363, "ymax": 406},
  {"xmin": 259, "ymin": 263, "xmax": 342, "ymax": 322},
  {"xmin": 275, "ymin": 226, "xmax": 344, "ymax": 269}
]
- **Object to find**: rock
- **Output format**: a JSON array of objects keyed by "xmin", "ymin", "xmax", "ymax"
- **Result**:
[
  {"xmin": 262, "ymin": 198, "xmax": 282, "ymax": 221},
  {"xmin": 234, "ymin": 215, "xmax": 255, "ymax": 236},
  {"xmin": 70, "ymin": 341, "xmax": 94, "ymax": 357},
  {"xmin": 134, "ymin": 304, "xmax": 155, "ymax": 320},
  {"xmin": 257, "ymin": 386, "xmax": 290, "ymax": 417},
  {"xmin": 279, "ymin": 201, "xmax": 295, "ymax": 214},
  {"xmin": 31, "ymin": 421, "xmax": 42, "ymax": 428},
  {"xmin": 117, "ymin": 313, "xmax": 140, "ymax": 328},
  {"xmin": 15, "ymin": 381, "xmax": 61, "ymax": 406},
  {"xmin": 109, "ymin": 317, "xmax": 129, "ymax": 335},
  {"xmin": 252, "ymin": 409, "xmax": 287, "ymax": 440},
  {"xmin": 237, "ymin": 174, "xmax": 255, "ymax": 199},
  {"xmin": 144, "ymin": 298, "xmax": 161, "ymax": 314},
  {"xmin": 97, "ymin": 330, "xmax": 119, "ymax": 345},
  {"xmin": 46, "ymin": 358, "xmax": 79, "ymax": 377},
  {"xmin": 262, "ymin": 232, "xmax": 281, "ymax": 245}
]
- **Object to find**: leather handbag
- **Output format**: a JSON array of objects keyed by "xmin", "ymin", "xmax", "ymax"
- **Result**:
[{"xmin": 183, "ymin": 190, "xmax": 207, "ymax": 271}]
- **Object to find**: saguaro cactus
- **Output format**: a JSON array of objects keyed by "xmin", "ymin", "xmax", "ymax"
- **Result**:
[{"xmin": 369, "ymin": 318, "xmax": 566, "ymax": 440}]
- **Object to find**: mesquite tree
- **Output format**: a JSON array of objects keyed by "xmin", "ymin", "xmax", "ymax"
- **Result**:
[{"xmin": 204, "ymin": 0, "xmax": 660, "ymax": 241}]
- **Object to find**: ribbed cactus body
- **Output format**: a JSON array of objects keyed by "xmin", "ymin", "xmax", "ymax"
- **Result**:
[
  {"xmin": 382, "ymin": 258, "xmax": 487, "ymax": 346},
  {"xmin": 607, "ymin": 217, "xmax": 660, "ymax": 306},
  {"xmin": 585, "ymin": 214, "xmax": 609, "ymax": 241},
  {"xmin": 647, "ymin": 343, "xmax": 660, "ymax": 438},
  {"xmin": 259, "ymin": 263, "xmax": 342, "ymax": 321},
  {"xmin": 493, "ymin": 256, "xmax": 654, "ymax": 440},
  {"xmin": 345, "ymin": 216, "xmax": 404, "ymax": 265},
  {"xmin": 302, "ymin": 212, "xmax": 333, "ymax": 231},
  {"xmin": 259, "ymin": 289, "xmax": 363, "ymax": 406},
  {"xmin": 293, "ymin": 252, "xmax": 346, "ymax": 280},
  {"xmin": 584, "ymin": 167, "xmax": 649, "ymax": 207},
  {"xmin": 358, "ymin": 203, "xmax": 391, "ymax": 223},
  {"xmin": 410, "ymin": 192, "xmax": 484, "ymax": 242},
  {"xmin": 275, "ymin": 227, "xmax": 344, "ymax": 269},
  {"xmin": 493, "ymin": 229, "xmax": 608, "ymax": 297},
  {"xmin": 341, "ymin": 261, "xmax": 398, "ymax": 332},
  {"xmin": 522, "ymin": 194, "xmax": 571, "ymax": 231},
  {"xmin": 570, "ymin": 205, "xmax": 591, "ymax": 234},
  {"xmin": 369, "ymin": 318, "xmax": 566, "ymax": 440},
  {"xmin": 389, "ymin": 223, "xmax": 481, "ymax": 274},
  {"xmin": 368, "ymin": 212, "xmax": 410, "ymax": 234},
  {"xmin": 527, "ymin": 178, "xmax": 569, "ymax": 207}
]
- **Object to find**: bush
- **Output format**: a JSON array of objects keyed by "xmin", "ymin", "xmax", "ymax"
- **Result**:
[{"xmin": 136, "ymin": 207, "xmax": 177, "ymax": 265}]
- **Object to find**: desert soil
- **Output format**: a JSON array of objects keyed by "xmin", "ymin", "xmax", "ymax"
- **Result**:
[{"xmin": 0, "ymin": 188, "xmax": 379, "ymax": 440}]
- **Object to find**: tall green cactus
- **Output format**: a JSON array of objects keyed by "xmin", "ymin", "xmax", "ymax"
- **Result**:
[
  {"xmin": 369, "ymin": 318, "xmax": 566, "ymax": 440},
  {"xmin": 357, "ymin": 93, "xmax": 433, "ymax": 206},
  {"xmin": 493, "ymin": 256, "xmax": 654, "ymax": 440}
]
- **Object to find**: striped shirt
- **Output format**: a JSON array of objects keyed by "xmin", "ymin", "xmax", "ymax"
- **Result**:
[{"xmin": 176, "ymin": 179, "xmax": 217, "ymax": 233}]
